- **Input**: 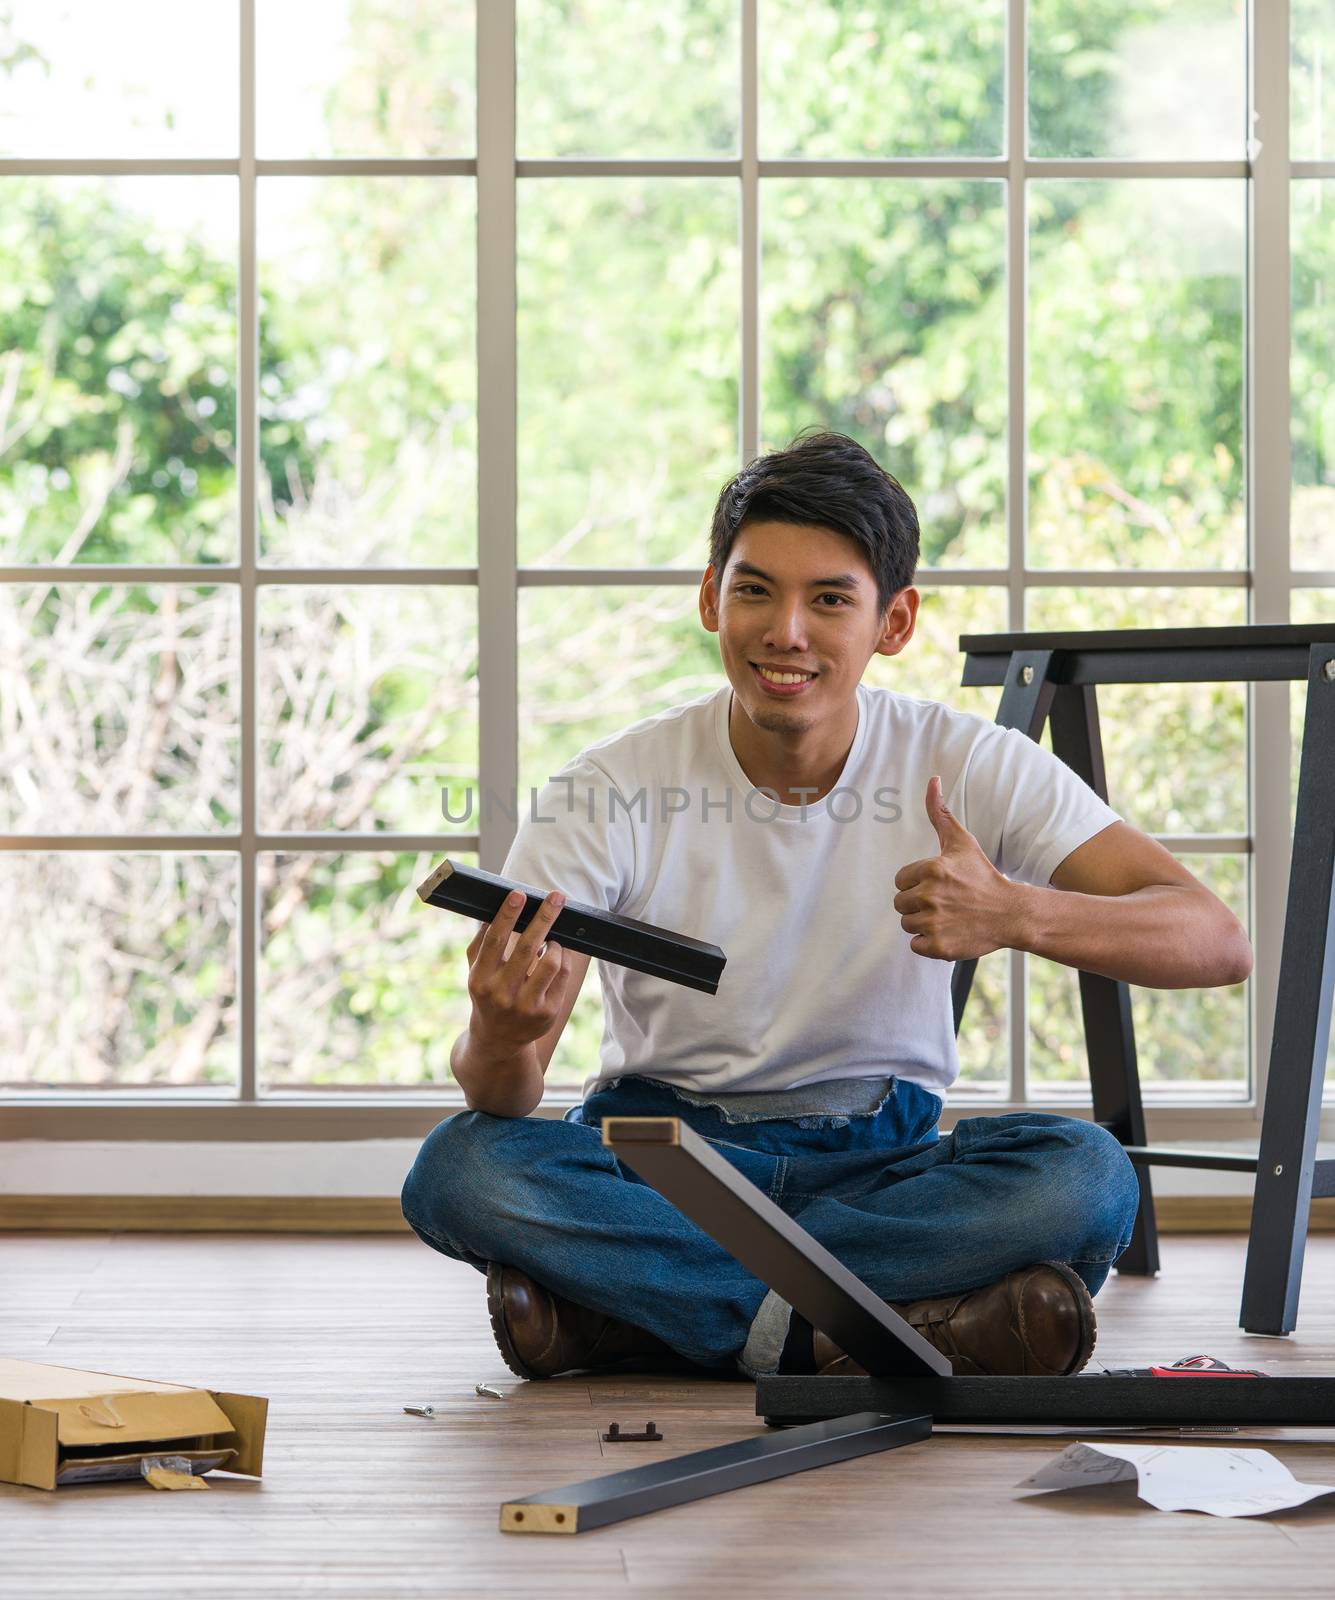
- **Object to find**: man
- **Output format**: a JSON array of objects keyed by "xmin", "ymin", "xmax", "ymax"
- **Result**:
[{"xmin": 401, "ymin": 431, "xmax": 1252, "ymax": 1383}]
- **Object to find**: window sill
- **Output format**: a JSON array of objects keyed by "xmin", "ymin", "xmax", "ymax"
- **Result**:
[{"xmin": 0, "ymin": 1090, "xmax": 1304, "ymax": 1142}]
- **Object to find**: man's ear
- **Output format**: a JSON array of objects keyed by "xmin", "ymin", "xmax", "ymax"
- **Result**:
[
  {"xmin": 699, "ymin": 564, "xmax": 720, "ymax": 634},
  {"xmin": 872, "ymin": 585, "xmax": 919, "ymax": 659}
]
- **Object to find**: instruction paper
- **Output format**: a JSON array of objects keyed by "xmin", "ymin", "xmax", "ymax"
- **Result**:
[{"xmin": 1019, "ymin": 1441, "xmax": 1335, "ymax": 1518}]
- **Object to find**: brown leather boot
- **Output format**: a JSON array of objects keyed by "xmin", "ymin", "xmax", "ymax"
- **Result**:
[
  {"xmin": 486, "ymin": 1263, "xmax": 691, "ymax": 1380},
  {"xmin": 810, "ymin": 1261, "xmax": 1097, "ymax": 1378}
]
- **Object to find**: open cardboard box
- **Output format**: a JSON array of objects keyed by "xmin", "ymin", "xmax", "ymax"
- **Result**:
[{"xmin": 0, "ymin": 1358, "xmax": 267, "ymax": 1490}]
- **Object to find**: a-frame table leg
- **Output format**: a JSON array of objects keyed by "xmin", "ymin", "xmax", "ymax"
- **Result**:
[
  {"xmin": 1240, "ymin": 645, "xmax": 1335, "ymax": 1333},
  {"xmin": 951, "ymin": 649, "xmax": 1158, "ymax": 1276},
  {"xmin": 1048, "ymin": 682, "xmax": 1159, "ymax": 1277}
]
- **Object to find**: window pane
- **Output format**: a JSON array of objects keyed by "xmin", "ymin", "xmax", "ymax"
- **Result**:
[
  {"xmin": 760, "ymin": 0, "xmax": 1004, "ymax": 158},
  {"xmin": 871, "ymin": 571, "xmax": 1010, "ymax": 1120},
  {"xmin": 1293, "ymin": 0, "xmax": 1335, "ymax": 160},
  {"xmin": 517, "ymin": 0, "xmax": 738, "ymax": 157},
  {"xmin": 863, "ymin": 584, "xmax": 1009, "ymax": 722},
  {"xmin": 516, "ymin": 588, "xmax": 680, "ymax": 1094},
  {"xmin": 1028, "ymin": 0, "xmax": 1245, "ymax": 159},
  {"xmin": 518, "ymin": 180, "xmax": 737, "ymax": 567},
  {"xmin": 1024, "ymin": 586, "xmax": 1247, "ymax": 834},
  {"xmin": 259, "ymin": 588, "xmax": 478, "ymax": 834},
  {"xmin": 1292, "ymin": 183, "xmax": 1335, "ymax": 570},
  {"xmin": 258, "ymin": 178, "xmax": 476, "ymax": 566},
  {"xmin": 518, "ymin": 587, "xmax": 720, "ymax": 800},
  {"xmin": 1028, "ymin": 852, "xmax": 1249, "ymax": 1098},
  {"xmin": 1028, "ymin": 181, "xmax": 1245, "ymax": 571},
  {"xmin": 869, "ymin": 587, "xmax": 1015, "ymax": 1098},
  {"xmin": 0, "ymin": 178, "xmax": 236, "ymax": 565},
  {"xmin": 0, "ymin": 3, "xmax": 238, "ymax": 157},
  {"xmin": 260, "ymin": 851, "xmax": 473, "ymax": 1089},
  {"xmin": 954, "ymin": 953, "xmax": 1009, "ymax": 1094},
  {"xmin": 1289, "ymin": 591, "xmax": 1335, "ymax": 626},
  {"xmin": 2, "ymin": 584, "xmax": 239, "ymax": 834},
  {"xmin": 256, "ymin": 0, "xmax": 474, "ymax": 158},
  {"xmin": 763, "ymin": 181, "xmax": 1007, "ymax": 571},
  {"xmin": 0, "ymin": 853, "xmax": 238, "ymax": 1089}
]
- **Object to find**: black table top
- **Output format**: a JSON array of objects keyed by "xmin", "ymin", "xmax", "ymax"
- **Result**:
[
  {"xmin": 955, "ymin": 622, "xmax": 1335, "ymax": 685},
  {"xmin": 958, "ymin": 622, "xmax": 1335, "ymax": 656}
]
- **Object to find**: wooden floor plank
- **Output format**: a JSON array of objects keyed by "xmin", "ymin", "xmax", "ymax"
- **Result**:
[{"xmin": 2, "ymin": 1231, "xmax": 1335, "ymax": 1596}]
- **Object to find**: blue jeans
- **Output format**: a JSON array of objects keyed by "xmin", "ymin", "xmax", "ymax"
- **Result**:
[{"xmin": 399, "ymin": 1074, "xmax": 1140, "ymax": 1378}]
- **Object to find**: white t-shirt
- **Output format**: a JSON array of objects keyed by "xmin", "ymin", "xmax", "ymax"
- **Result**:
[{"xmin": 501, "ymin": 681, "xmax": 1121, "ymax": 1104}]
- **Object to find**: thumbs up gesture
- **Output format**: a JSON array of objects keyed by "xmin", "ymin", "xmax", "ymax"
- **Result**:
[{"xmin": 892, "ymin": 776, "xmax": 1016, "ymax": 961}]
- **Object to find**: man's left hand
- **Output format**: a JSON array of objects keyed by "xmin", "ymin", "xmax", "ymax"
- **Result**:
[{"xmin": 893, "ymin": 776, "xmax": 1020, "ymax": 961}]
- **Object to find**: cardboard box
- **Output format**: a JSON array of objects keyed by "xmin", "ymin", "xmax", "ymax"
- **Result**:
[{"xmin": 0, "ymin": 1358, "xmax": 267, "ymax": 1490}]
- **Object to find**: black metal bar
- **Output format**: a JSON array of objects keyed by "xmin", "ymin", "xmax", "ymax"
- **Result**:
[
  {"xmin": 963, "ymin": 646, "xmax": 1331, "ymax": 689},
  {"xmin": 499, "ymin": 1411, "xmax": 931, "ymax": 1534},
  {"xmin": 1047, "ymin": 681, "xmax": 1159, "ymax": 1277},
  {"xmin": 958, "ymin": 625, "xmax": 1335, "ymax": 688},
  {"xmin": 1121, "ymin": 1147, "xmax": 1259, "ymax": 1173},
  {"xmin": 1240, "ymin": 646, "xmax": 1335, "ymax": 1333},
  {"xmin": 416, "ymin": 859, "xmax": 726, "ymax": 994},
  {"xmin": 600, "ymin": 1117, "xmax": 951, "ymax": 1378},
  {"xmin": 960, "ymin": 623, "xmax": 1335, "ymax": 655},
  {"xmin": 951, "ymin": 649, "xmax": 1056, "ymax": 1035},
  {"xmin": 756, "ymin": 1374, "xmax": 1335, "ymax": 1427}
]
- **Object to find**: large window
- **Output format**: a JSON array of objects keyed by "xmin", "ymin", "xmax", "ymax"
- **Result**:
[{"xmin": 1, "ymin": 1, "xmax": 1327, "ymax": 1132}]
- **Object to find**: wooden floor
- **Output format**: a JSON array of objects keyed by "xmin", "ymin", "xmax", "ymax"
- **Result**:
[{"xmin": 4, "ymin": 1232, "xmax": 1335, "ymax": 1598}]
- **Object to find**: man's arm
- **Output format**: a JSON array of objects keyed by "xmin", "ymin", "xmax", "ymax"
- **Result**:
[
  {"xmin": 894, "ymin": 781, "xmax": 1253, "ymax": 989},
  {"xmin": 450, "ymin": 1029, "xmax": 544, "ymax": 1120},
  {"xmin": 1013, "ymin": 820, "xmax": 1253, "ymax": 989}
]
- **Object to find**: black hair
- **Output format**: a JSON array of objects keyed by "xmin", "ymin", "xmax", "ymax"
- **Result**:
[{"xmin": 708, "ymin": 429, "xmax": 919, "ymax": 614}]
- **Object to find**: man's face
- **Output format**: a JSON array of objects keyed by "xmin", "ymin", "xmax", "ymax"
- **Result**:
[{"xmin": 699, "ymin": 519, "xmax": 918, "ymax": 735}]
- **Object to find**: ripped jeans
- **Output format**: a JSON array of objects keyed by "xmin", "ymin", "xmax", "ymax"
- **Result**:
[{"xmin": 399, "ymin": 1073, "xmax": 1141, "ymax": 1378}]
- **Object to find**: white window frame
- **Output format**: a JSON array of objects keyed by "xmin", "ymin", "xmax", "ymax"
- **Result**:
[{"xmin": 1, "ymin": 0, "xmax": 1328, "ymax": 1143}]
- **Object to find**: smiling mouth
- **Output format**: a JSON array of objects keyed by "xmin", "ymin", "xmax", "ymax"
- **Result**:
[{"xmin": 750, "ymin": 662, "xmax": 818, "ymax": 690}]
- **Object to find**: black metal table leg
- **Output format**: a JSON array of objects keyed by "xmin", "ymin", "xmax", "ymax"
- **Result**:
[
  {"xmin": 952, "ymin": 623, "xmax": 1335, "ymax": 1333},
  {"xmin": 601, "ymin": 1117, "xmax": 950, "ymax": 1377},
  {"xmin": 1048, "ymin": 682, "xmax": 1159, "ymax": 1277},
  {"xmin": 500, "ymin": 1411, "xmax": 931, "ymax": 1534},
  {"xmin": 1240, "ymin": 646, "xmax": 1335, "ymax": 1333},
  {"xmin": 756, "ymin": 1374, "xmax": 1335, "ymax": 1427}
]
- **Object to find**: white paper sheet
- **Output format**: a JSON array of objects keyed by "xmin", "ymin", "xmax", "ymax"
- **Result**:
[{"xmin": 1018, "ymin": 1441, "xmax": 1335, "ymax": 1517}]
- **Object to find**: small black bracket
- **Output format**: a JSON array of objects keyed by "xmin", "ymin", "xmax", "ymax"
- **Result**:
[{"xmin": 602, "ymin": 1421, "xmax": 663, "ymax": 1443}]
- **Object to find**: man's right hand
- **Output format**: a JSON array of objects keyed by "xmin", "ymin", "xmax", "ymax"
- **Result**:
[{"xmin": 465, "ymin": 887, "xmax": 574, "ymax": 1054}]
